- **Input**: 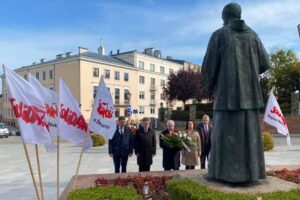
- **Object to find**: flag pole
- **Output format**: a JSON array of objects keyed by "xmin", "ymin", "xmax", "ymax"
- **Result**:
[
  {"xmin": 72, "ymin": 133, "xmax": 89, "ymax": 190},
  {"xmin": 23, "ymin": 143, "xmax": 41, "ymax": 200},
  {"xmin": 35, "ymin": 144, "xmax": 45, "ymax": 200},
  {"xmin": 57, "ymin": 136, "xmax": 60, "ymax": 200}
]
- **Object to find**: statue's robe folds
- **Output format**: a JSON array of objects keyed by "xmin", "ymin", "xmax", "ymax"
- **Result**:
[{"xmin": 202, "ymin": 19, "xmax": 270, "ymax": 183}]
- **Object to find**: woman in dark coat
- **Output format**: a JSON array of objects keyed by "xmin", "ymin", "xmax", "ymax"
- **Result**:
[
  {"xmin": 160, "ymin": 120, "xmax": 181, "ymax": 171},
  {"xmin": 134, "ymin": 117, "xmax": 156, "ymax": 172}
]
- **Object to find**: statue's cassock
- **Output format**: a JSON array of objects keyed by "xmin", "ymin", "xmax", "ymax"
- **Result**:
[{"xmin": 202, "ymin": 3, "xmax": 270, "ymax": 183}]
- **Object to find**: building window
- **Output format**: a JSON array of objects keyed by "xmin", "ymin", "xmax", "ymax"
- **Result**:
[
  {"xmin": 124, "ymin": 109, "xmax": 128, "ymax": 117},
  {"xmin": 160, "ymin": 66, "xmax": 165, "ymax": 74},
  {"xmin": 161, "ymin": 93, "xmax": 164, "ymax": 100},
  {"xmin": 139, "ymin": 61, "xmax": 144, "ymax": 69},
  {"xmin": 124, "ymin": 73, "xmax": 129, "ymax": 81},
  {"xmin": 49, "ymin": 70, "xmax": 53, "ymax": 79},
  {"xmin": 139, "ymin": 106, "xmax": 145, "ymax": 114},
  {"xmin": 139, "ymin": 76, "xmax": 145, "ymax": 84},
  {"xmin": 93, "ymin": 86, "xmax": 98, "ymax": 98},
  {"xmin": 150, "ymin": 107, "xmax": 155, "ymax": 114},
  {"xmin": 169, "ymin": 68, "xmax": 174, "ymax": 74},
  {"xmin": 43, "ymin": 71, "xmax": 46, "ymax": 80},
  {"xmin": 93, "ymin": 68, "xmax": 99, "ymax": 77},
  {"xmin": 150, "ymin": 92, "xmax": 155, "ymax": 100},
  {"xmin": 150, "ymin": 78, "xmax": 155, "ymax": 86},
  {"xmin": 139, "ymin": 91, "xmax": 145, "ymax": 99},
  {"xmin": 160, "ymin": 80, "xmax": 165, "ymax": 87},
  {"xmin": 36, "ymin": 72, "xmax": 39, "ymax": 80},
  {"xmin": 115, "ymin": 88, "xmax": 120, "ymax": 101},
  {"xmin": 115, "ymin": 71, "xmax": 120, "ymax": 80},
  {"xmin": 105, "ymin": 70, "xmax": 110, "ymax": 79},
  {"xmin": 115, "ymin": 108, "xmax": 120, "ymax": 117},
  {"xmin": 124, "ymin": 89, "xmax": 130, "ymax": 102},
  {"xmin": 150, "ymin": 64, "xmax": 155, "ymax": 72}
]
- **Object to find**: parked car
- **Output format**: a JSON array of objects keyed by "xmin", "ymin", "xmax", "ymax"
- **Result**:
[
  {"xmin": 7, "ymin": 126, "xmax": 17, "ymax": 136},
  {"xmin": 0, "ymin": 123, "xmax": 9, "ymax": 138}
]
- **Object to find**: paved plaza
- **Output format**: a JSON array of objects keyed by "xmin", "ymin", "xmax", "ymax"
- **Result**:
[{"xmin": 1, "ymin": 132, "xmax": 300, "ymax": 200}]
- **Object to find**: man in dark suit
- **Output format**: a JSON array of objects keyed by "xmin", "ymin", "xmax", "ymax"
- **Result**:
[
  {"xmin": 160, "ymin": 120, "xmax": 181, "ymax": 171},
  {"xmin": 134, "ymin": 117, "xmax": 156, "ymax": 172},
  {"xmin": 197, "ymin": 115, "xmax": 212, "ymax": 169},
  {"xmin": 109, "ymin": 116, "xmax": 133, "ymax": 173}
]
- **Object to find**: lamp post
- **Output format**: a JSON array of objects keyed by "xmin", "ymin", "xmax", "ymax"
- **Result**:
[{"xmin": 298, "ymin": 24, "xmax": 300, "ymax": 38}]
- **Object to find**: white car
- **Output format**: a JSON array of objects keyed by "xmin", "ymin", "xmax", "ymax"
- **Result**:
[{"xmin": 0, "ymin": 123, "xmax": 9, "ymax": 138}]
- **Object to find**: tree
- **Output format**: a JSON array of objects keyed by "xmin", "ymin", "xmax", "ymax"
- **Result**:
[
  {"xmin": 164, "ymin": 68, "xmax": 204, "ymax": 106},
  {"xmin": 260, "ymin": 49, "xmax": 300, "ymax": 113}
]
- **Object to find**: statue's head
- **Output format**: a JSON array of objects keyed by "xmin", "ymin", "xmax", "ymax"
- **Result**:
[{"xmin": 222, "ymin": 2, "xmax": 242, "ymax": 25}]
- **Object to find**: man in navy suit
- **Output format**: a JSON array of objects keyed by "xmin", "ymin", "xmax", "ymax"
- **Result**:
[
  {"xmin": 197, "ymin": 115, "xmax": 212, "ymax": 169},
  {"xmin": 109, "ymin": 116, "xmax": 133, "ymax": 173}
]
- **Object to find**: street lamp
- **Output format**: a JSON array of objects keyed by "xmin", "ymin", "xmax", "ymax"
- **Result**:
[{"xmin": 298, "ymin": 24, "xmax": 300, "ymax": 38}]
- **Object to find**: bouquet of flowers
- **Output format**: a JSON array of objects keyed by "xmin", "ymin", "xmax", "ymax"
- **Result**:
[{"xmin": 160, "ymin": 131, "xmax": 195, "ymax": 152}]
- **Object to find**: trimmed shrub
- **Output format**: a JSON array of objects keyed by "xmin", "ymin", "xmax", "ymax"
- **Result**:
[
  {"xmin": 166, "ymin": 179, "xmax": 300, "ymax": 200},
  {"xmin": 68, "ymin": 186, "xmax": 142, "ymax": 200},
  {"xmin": 263, "ymin": 131, "xmax": 274, "ymax": 151},
  {"xmin": 91, "ymin": 134, "xmax": 106, "ymax": 147}
]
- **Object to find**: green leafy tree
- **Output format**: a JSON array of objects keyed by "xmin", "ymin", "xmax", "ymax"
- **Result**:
[{"xmin": 260, "ymin": 49, "xmax": 300, "ymax": 113}]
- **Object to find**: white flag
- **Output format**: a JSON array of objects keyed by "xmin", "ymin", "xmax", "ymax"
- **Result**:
[
  {"xmin": 89, "ymin": 76, "xmax": 116, "ymax": 139},
  {"xmin": 28, "ymin": 74, "xmax": 59, "ymax": 137},
  {"xmin": 3, "ymin": 66, "xmax": 52, "ymax": 147},
  {"xmin": 263, "ymin": 90, "xmax": 291, "ymax": 147},
  {"xmin": 58, "ymin": 78, "xmax": 92, "ymax": 151}
]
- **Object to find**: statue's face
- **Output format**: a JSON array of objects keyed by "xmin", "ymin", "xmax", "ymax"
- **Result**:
[{"xmin": 222, "ymin": 10, "xmax": 229, "ymax": 25}]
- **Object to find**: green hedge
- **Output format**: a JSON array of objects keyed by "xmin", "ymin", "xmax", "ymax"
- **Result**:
[
  {"xmin": 68, "ymin": 186, "xmax": 142, "ymax": 200},
  {"xmin": 196, "ymin": 103, "xmax": 213, "ymax": 111},
  {"xmin": 262, "ymin": 131, "xmax": 274, "ymax": 151},
  {"xmin": 171, "ymin": 110, "xmax": 189, "ymax": 121},
  {"xmin": 167, "ymin": 179, "xmax": 300, "ymax": 200},
  {"xmin": 91, "ymin": 134, "xmax": 106, "ymax": 147}
]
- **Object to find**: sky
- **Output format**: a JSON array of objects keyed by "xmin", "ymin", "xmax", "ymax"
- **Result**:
[{"xmin": 0, "ymin": 0, "xmax": 299, "ymax": 79}]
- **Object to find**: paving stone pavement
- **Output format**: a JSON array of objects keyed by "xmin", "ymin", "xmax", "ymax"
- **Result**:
[{"xmin": 0, "ymin": 132, "xmax": 300, "ymax": 200}]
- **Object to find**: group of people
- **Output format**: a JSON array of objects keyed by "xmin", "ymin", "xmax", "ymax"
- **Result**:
[{"xmin": 108, "ymin": 115, "xmax": 212, "ymax": 173}]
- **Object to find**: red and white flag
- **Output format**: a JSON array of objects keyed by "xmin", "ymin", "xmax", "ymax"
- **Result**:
[
  {"xmin": 28, "ymin": 74, "xmax": 59, "ymax": 137},
  {"xmin": 58, "ymin": 78, "xmax": 92, "ymax": 150},
  {"xmin": 3, "ymin": 66, "xmax": 52, "ymax": 147},
  {"xmin": 89, "ymin": 76, "xmax": 116, "ymax": 139},
  {"xmin": 263, "ymin": 90, "xmax": 291, "ymax": 147}
]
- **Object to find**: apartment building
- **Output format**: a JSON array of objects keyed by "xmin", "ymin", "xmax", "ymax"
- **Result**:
[{"xmin": 1, "ymin": 43, "xmax": 200, "ymax": 126}]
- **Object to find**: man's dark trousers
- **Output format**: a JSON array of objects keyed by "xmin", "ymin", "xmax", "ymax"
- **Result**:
[{"xmin": 113, "ymin": 155, "xmax": 129, "ymax": 173}]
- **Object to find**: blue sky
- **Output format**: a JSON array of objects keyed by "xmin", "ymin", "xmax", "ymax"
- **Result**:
[{"xmin": 0, "ymin": 0, "xmax": 300, "ymax": 74}]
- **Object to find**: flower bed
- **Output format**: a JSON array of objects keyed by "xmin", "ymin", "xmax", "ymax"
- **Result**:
[
  {"xmin": 68, "ymin": 176, "xmax": 300, "ymax": 200},
  {"xmin": 267, "ymin": 168, "xmax": 300, "ymax": 184},
  {"xmin": 68, "ymin": 186, "xmax": 141, "ymax": 200},
  {"xmin": 95, "ymin": 175, "xmax": 172, "ymax": 199}
]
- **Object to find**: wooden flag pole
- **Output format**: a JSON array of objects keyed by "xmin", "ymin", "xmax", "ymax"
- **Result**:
[
  {"xmin": 35, "ymin": 144, "xmax": 45, "ymax": 200},
  {"xmin": 72, "ymin": 134, "xmax": 89, "ymax": 190},
  {"xmin": 57, "ymin": 136, "xmax": 60, "ymax": 200},
  {"xmin": 23, "ymin": 143, "xmax": 41, "ymax": 200}
]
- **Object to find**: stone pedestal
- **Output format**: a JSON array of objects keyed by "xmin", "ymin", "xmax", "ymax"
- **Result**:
[{"xmin": 60, "ymin": 170, "xmax": 300, "ymax": 200}]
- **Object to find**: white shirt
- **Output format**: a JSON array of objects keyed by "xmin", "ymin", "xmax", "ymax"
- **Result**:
[{"xmin": 119, "ymin": 126, "xmax": 124, "ymax": 135}]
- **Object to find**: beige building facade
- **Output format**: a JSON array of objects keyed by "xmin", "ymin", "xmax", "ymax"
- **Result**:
[{"xmin": 1, "ymin": 45, "xmax": 200, "ymax": 126}]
